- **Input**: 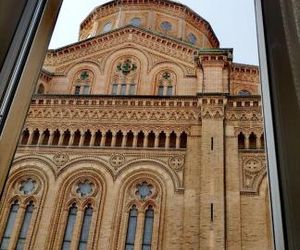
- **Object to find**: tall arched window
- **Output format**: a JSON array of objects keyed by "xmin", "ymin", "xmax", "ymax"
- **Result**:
[
  {"xmin": 142, "ymin": 206, "xmax": 154, "ymax": 250},
  {"xmin": 238, "ymin": 132, "xmax": 245, "ymax": 149},
  {"xmin": 49, "ymin": 175, "xmax": 103, "ymax": 250},
  {"xmin": 37, "ymin": 84, "xmax": 45, "ymax": 94},
  {"xmin": 125, "ymin": 205, "xmax": 138, "ymax": 250},
  {"xmin": 73, "ymin": 70, "xmax": 93, "ymax": 95},
  {"xmin": 116, "ymin": 178, "xmax": 163, "ymax": 250},
  {"xmin": 62, "ymin": 203, "xmax": 78, "ymax": 250},
  {"xmin": 110, "ymin": 57, "xmax": 139, "ymax": 96},
  {"xmin": 0, "ymin": 174, "xmax": 44, "ymax": 250},
  {"xmin": 155, "ymin": 71, "xmax": 176, "ymax": 96},
  {"xmin": 0, "ymin": 201, "xmax": 19, "ymax": 249}
]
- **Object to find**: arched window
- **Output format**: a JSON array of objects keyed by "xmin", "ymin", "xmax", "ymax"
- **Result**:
[
  {"xmin": 52, "ymin": 129, "xmax": 60, "ymax": 145},
  {"xmin": 125, "ymin": 205, "xmax": 138, "ymax": 250},
  {"xmin": 137, "ymin": 131, "xmax": 145, "ymax": 147},
  {"xmin": 156, "ymin": 71, "xmax": 176, "ymax": 96},
  {"xmin": 73, "ymin": 71, "xmax": 93, "ymax": 95},
  {"xmin": 249, "ymin": 132, "xmax": 257, "ymax": 149},
  {"xmin": 83, "ymin": 130, "xmax": 92, "ymax": 147},
  {"xmin": 78, "ymin": 205, "xmax": 93, "ymax": 250},
  {"xmin": 187, "ymin": 33, "xmax": 197, "ymax": 45},
  {"xmin": 31, "ymin": 129, "xmax": 40, "ymax": 145},
  {"xmin": 94, "ymin": 131, "xmax": 102, "ymax": 146},
  {"xmin": 42, "ymin": 129, "xmax": 50, "ymax": 145},
  {"xmin": 62, "ymin": 203, "xmax": 78, "ymax": 250},
  {"xmin": 62, "ymin": 130, "xmax": 71, "ymax": 146},
  {"xmin": 160, "ymin": 21, "xmax": 172, "ymax": 32},
  {"xmin": 130, "ymin": 18, "xmax": 141, "ymax": 27},
  {"xmin": 169, "ymin": 132, "xmax": 177, "ymax": 148},
  {"xmin": 115, "ymin": 131, "xmax": 123, "ymax": 147},
  {"xmin": 126, "ymin": 131, "xmax": 134, "ymax": 147},
  {"xmin": 16, "ymin": 202, "xmax": 34, "ymax": 249},
  {"xmin": 142, "ymin": 206, "xmax": 154, "ymax": 250},
  {"xmin": 147, "ymin": 132, "xmax": 155, "ymax": 148},
  {"xmin": 105, "ymin": 131, "xmax": 113, "ymax": 147},
  {"xmin": 238, "ymin": 132, "xmax": 245, "ymax": 149},
  {"xmin": 103, "ymin": 22, "xmax": 113, "ymax": 33},
  {"xmin": 20, "ymin": 129, "xmax": 30, "ymax": 145},
  {"xmin": 158, "ymin": 132, "xmax": 166, "ymax": 148},
  {"xmin": 37, "ymin": 84, "xmax": 45, "ymax": 94},
  {"xmin": 0, "ymin": 201, "xmax": 19, "ymax": 249},
  {"xmin": 180, "ymin": 132, "xmax": 187, "ymax": 148},
  {"xmin": 73, "ymin": 130, "xmax": 81, "ymax": 146}
]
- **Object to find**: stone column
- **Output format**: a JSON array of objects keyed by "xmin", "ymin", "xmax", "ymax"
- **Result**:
[
  {"xmin": 100, "ymin": 133, "xmax": 106, "ymax": 147},
  {"xmin": 37, "ymin": 132, "xmax": 44, "ymax": 145},
  {"xmin": 58, "ymin": 132, "xmax": 64, "ymax": 146},
  {"xmin": 79, "ymin": 132, "xmax": 85, "ymax": 147},
  {"xmin": 257, "ymin": 134, "xmax": 262, "ymax": 149},
  {"xmin": 176, "ymin": 135, "xmax": 180, "ymax": 149},
  {"xmin": 122, "ymin": 134, "xmax": 127, "ymax": 147},
  {"xmin": 90, "ymin": 131, "xmax": 96, "ymax": 147},
  {"xmin": 134, "ymin": 211, "xmax": 145, "ymax": 250},
  {"xmin": 48, "ymin": 130, "xmax": 55, "ymax": 146},
  {"xmin": 68, "ymin": 131, "xmax": 75, "ymax": 147},
  {"xmin": 154, "ymin": 134, "xmax": 159, "ymax": 148},
  {"xmin": 111, "ymin": 133, "xmax": 117, "ymax": 147},
  {"xmin": 143, "ymin": 134, "xmax": 148, "ymax": 148},
  {"xmin": 133, "ymin": 132, "xmax": 138, "ymax": 147},
  {"xmin": 245, "ymin": 134, "xmax": 250, "ymax": 149},
  {"xmin": 165, "ymin": 133, "xmax": 170, "ymax": 149},
  {"xmin": 27, "ymin": 129, "xmax": 34, "ymax": 145}
]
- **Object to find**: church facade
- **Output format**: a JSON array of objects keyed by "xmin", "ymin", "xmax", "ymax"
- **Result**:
[{"xmin": 0, "ymin": 0, "xmax": 273, "ymax": 249}]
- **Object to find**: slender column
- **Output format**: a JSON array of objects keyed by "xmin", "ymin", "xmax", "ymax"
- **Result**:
[
  {"xmin": 144, "ymin": 134, "xmax": 148, "ymax": 148},
  {"xmin": 122, "ymin": 134, "xmax": 127, "ymax": 147},
  {"xmin": 37, "ymin": 132, "xmax": 44, "ymax": 145},
  {"xmin": 133, "ymin": 132, "xmax": 138, "ymax": 147},
  {"xmin": 257, "ymin": 134, "xmax": 262, "ymax": 149},
  {"xmin": 27, "ymin": 129, "xmax": 34, "ymax": 145},
  {"xmin": 90, "ymin": 131, "xmax": 96, "ymax": 147},
  {"xmin": 245, "ymin": 134, "xmax": 250, "ymax": 149},
  {"xmin": 165, "ymin": 133, "xmax": 170, "ymax": 148},
  {"xmin": 176, "ymin": 134, "xmax": 180, "ymax": 149},
  {"xmin": 154, "ymin": 134, "xmax": 159, "ymax": 148},
  {"xmin": 100, "ymin": 133, "xmax": 106, "ymax": 147},
  {"xmin": 58, "ymin": 132, "xmax": 64, "ymax": 146},
  {"xmin": 68, "ymin": 131, "xmax": 75, "ymax": 147},
  {"xmin": 111, "ymin": 133, "xmax": 117, "ymax": 147},
  {"xmin": 48, "ymin": 131, "xmax": 55, "ymax": 146},
  {"xmin": 79, "ymin": 132, "xmax": 85, "ymax": 147},
  {"xmin": 134, "ymin": 211, "xmax": 145, "ymax": 250}
]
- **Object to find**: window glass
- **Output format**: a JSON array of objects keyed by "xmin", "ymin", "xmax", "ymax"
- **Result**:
[
  {"xmin": 187, "ymin": 33, "xmax": 197, "ymax": 45},
  {"xmin": 238, "ymin": 90, "xmax": 251, "ymax": 96},
  {"xmin": 62, "ymin": 204, "xmax": 77, "ymax": 250},
  {"xmin": 160, "ymin": 21, "xmax": 172, "ymax": 32},
  {"xmin": 74, "ymin": 86, "xmax": 81, "ymax": 95},
  {"xmin": 78, "ymin": 206, "xmax": 93, "ymax": 250},
  {"xmin": 121, "ymin": 84, "xmax": 127, "ymax": 95},
  {"xmin": 112, "ymin": 84, "xmax": 118, "ymax": 95},
  {"xmin": 130, "ymin": 18, "xmax": 141, "ymax": 27},
  {"xmin": 82, "ymin": 85, "xmax": 90, "ymax": 95},
  {"xmin": 142, "ymin": 207, "xmax": 154, "ymax": 250},
  {"xmin": 125, "ymin": 206, "xmax": 138, "ymax": 250},
  {"xmin": 103, "ymin": 22, "xmax": 113, "ymax": 33},
  {"xmin": 16, "ymin": 202, "xmax": 34, "ymax": 250},
  {"xmin": 0, "ymin": 202, "xmax": 19, "ymax": 249},
  {"xmin": 158, "ymin": 86, "xmax": 164, "ymax": 96},
  {"xmin": 167, "ymin": 86, "xmax": 173, "ymax": 96}
]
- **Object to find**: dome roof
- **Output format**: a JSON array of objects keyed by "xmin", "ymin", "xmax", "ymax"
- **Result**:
[{"xmin": 79, "ymin": 0, "xmax": 219, "ymax": 48}]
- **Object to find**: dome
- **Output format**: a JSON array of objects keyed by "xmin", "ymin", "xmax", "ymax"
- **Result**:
[{"xmin": 79, "ymin": 0, "xmax": 219, "ymax": 48}]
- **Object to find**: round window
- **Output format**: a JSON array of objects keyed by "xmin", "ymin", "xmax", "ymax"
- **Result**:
[
  {"xmin": 103, "ymin": 22, "xmax": 113, "ymax": 33},
  {"xmin": 160, "ymin": 21, "xmax": 172, "ymax": 32},
  {"xmin": 187, "ymin": 33, "xmax": 197, "ymax": 45},
  {"xmin": 130, "ymin": 17, "xmax": 142, "ymax": 27}
]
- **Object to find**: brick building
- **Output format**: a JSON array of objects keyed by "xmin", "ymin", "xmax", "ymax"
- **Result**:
[{"xmin": 0, "ymin": 0, "xmax": 273, "ymax": 249}]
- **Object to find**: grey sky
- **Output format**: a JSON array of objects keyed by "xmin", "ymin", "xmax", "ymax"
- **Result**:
[{"xmin": 49, "ymin": 0, "xmax": 259, "ymax": 65}]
